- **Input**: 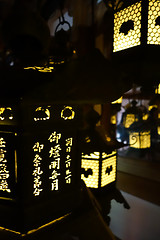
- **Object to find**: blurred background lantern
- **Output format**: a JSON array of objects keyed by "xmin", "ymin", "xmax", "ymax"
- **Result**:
[{"xmin": 128, "ymin": 120, "xmax": 151, "ymax": 149}]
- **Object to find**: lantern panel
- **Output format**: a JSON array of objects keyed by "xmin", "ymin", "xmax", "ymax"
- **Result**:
[
  {"xmin": 155, "ymin": 83, "xmax": 160, "ymax": 94},
  {"xmin": 113, "ymin": 1, "xmax": 142, "ymax": 52},
  {"xmin": 129, "ymin": 132, "xmax": 140, "ymax": 148},
  {"xmin": 81, "ymin": 152, "xmax": 99, "ymax": 188},
  {"xmin": 124, "ymin": 113, "xmax": 138, "ymax": 128},
  {"xmin": 129, "ymin": 131, "xmax": 151, "ymax": 148},
  {"xmin": 147, "ymin": 0, "xmax": 160, "ymax": 45},
  {"xmin": 101, "ymin": 151, "xmax": 116, "ymax": 187},
  {"xmin": 21, "ymin": 104, "xmax": 80, "ymax": 200},
  {"xmin": 140, "ymin": 131, "xmax": 151, "ymax": 148}
]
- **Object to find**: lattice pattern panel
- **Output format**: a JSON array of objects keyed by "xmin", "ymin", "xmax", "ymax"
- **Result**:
[
  {"xmin": 81, "ymin": 159, "xmax": 99, "ymax": 188},
  {"xmin": 147, "ymin": 0, "xmax": 160, "ymax": 45},
  {"xmin": 101, "ymin": 152, "xmax": 116, "ymax": 187},
  {"xmin": 114, "ymin": 1, "xmax": 142, "ymax": 52},
  {"xmin": 129, "ymin": 131, "xmax": 151, "ymax": 149}
]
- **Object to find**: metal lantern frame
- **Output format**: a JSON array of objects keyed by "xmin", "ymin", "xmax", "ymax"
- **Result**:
[
  {"xmin": 81, "ymin": 150, "xmax": 117, "ymax": 190},
  {"xmin": 0, "ymin": 99, "xmax": 83, "ymax": 234},
  {"xmin": 80, "ymin": 127, "xmax": 118, "ymax": 192},
  {"xmin": 113, "ymin": 0, "xmax": 160, "ymax": 62}
]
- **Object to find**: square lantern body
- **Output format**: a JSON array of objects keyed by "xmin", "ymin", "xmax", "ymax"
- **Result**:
[
  {"xmin": 113, "ymin": 0, "xmax": 160, "ymax": 62},
  {"xmin": 81, "ymin": 150, "xmax": 117, "ymax": 191},
  {"xmin": 129, "ymin": 130, "xmax": 151, "ymax": 148},
  {"xmin": 0, "ymin": 103, "xmax": 82, "ymax": 233}
]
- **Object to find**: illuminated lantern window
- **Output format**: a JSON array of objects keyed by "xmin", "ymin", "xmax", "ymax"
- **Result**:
[
  {"xmin": 129, "ymin": 120, "xmax": 151, "ymax": 149},
  {"xmin": 81, "ymin": 150, "xmax": 117, "ymax": 189},
  {"xmin": 122, "ymin": 100, "xmax": 142, "ymax": 128},
  {"xmin": 113, "ymin": 0, "xmax": 160, "ymax": 53},
  {"xmin": 155, "ymin": 83, "xmax": 160, "ymax": 94},
  {"xmin": 80, "ymin": 127, "xmax": 117, "ymax": 191},
  {"xmin": 114, "ymin": 1, "xmax": 142, "ymax": 52}
]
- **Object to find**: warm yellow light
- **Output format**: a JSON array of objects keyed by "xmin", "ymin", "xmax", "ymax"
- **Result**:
[
  {"xmin": 148, "ymin": 105, "xmax": 158, "ymax": 111},
  {"xmin": 81, "ymin": 158, "xmax": 99, "ymax": 188},
  {"xmin": 0, "ymin": 137, "xmax": 11, "ymax": 193},
  {"xmin": 111, "ymin": 115, "xmax": 116, "ymax": 124},
  {"xmin": 142, "ymin": 113, "xmax": 148, "ymax": 120},
  {"xmin": 158, "ymin": 126, "xmax": 160, "ymax": 135},
  {"xmin": 81, "ymin": 151, "xmax": 116, "ymax": 188},
  {"xmin": 0, "ymin": 107, "xmax": 13, "ymax": 121},
  {"xmin": 34, "ymin": 107, "xmax": 50, "ymax": 121},
  {"xmin": 61, "ymin": 106, "xmax": 75, "ymax": 120},
  {"xmin": 129, "ymin": 131, "xmax": 151, "ymax": 149},
  {"xmin": 124, "ymin": 114, "xmax": 138, "ymax": 128},
  {"xmin": 155, "ymin": 84, "xmax": 160, "ymax": 94},
  {"xmin": 101, "ymin": 151, "xmax": 116, "ymax": 187},
  {"xmin": 147, "ymin": 0, "xmax": 160, "ymax": 45},
  {"xmin": 112, "ymin": 96, "xmax": 122, "ymax": 104},
  {"xmin": 24, "ymin": 66, "xmax": 54, "ymax": 72},
  {"xmin": 114, "ymin": 1, "xmax": 142, "ymax": 52}
]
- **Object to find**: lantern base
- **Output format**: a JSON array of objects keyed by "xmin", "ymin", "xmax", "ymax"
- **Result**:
[
  {"xmin": 0, "ymin": 183, "xmax": 116, "ymax": 240},
  {"xmin": 0, "ymin": 188, "xmax": 82, "ymax": 234}
]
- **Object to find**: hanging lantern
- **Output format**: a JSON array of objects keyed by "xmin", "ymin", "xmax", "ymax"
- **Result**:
[
  {"xmin": 129, "ymin": 120, "xmax": 151, "ymax": 149},
  {"xmin": 113, "ymin": 0, "xmax": 160, "ymax": 85},
  {"xmin": 113, "ymin": 0, "xmax": 160, "ymax": 52},
  {"xmin": 81, "ymin": 128, "xmax": 117, "ymax": 191}
]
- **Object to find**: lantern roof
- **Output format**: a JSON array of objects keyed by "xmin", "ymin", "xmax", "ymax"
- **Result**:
[{"xmin": 20, "ymin": 49, "xmax": 131, "ymax": 105}]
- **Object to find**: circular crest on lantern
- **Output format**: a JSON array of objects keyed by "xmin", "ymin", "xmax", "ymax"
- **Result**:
[{"xmin": 61, "ymin": 106, "xmax": 75, "ymax": 120}]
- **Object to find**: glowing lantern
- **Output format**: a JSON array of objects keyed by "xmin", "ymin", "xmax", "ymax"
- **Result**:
[
  {"xmin": 0, "ymin": 99, "xmax": 82, "ymax": 234},
  {"xmin": 113, "ymin": 0, "xmax": 160, "ymax": 52},
  {"xmin": 81, "ymin": 150, "xmax": 117, "ymax": 190},
  {"xmin": 129, "ymin": 120, "xmax": 151, "ymax": 149},
  {"xmin": 80, "ymin": 126, "xmax": 117, "ymax": 191}
]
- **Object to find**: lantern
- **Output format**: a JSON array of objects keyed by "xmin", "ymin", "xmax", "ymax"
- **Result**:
[
  {"xmin": 80, "ymin": 123, "xmax": 117, "ymax": 191},
  {"xmin": 113, "ymin": 0, "xmax": 160, "ymax": 73},
  {"xmin": 129, "ymin": 120, "xmax": 151, "ymax": 149},
  {"xmin": 0, "ymin": 85, "xmax": 83, "ymax": 234},
  {"xmin": 113, "ymin": 0, "xmax": 160, "ymax": 52},
  {"xmin": 81, "ymin": 150, "xmax": 117, "ymax": 190}
]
